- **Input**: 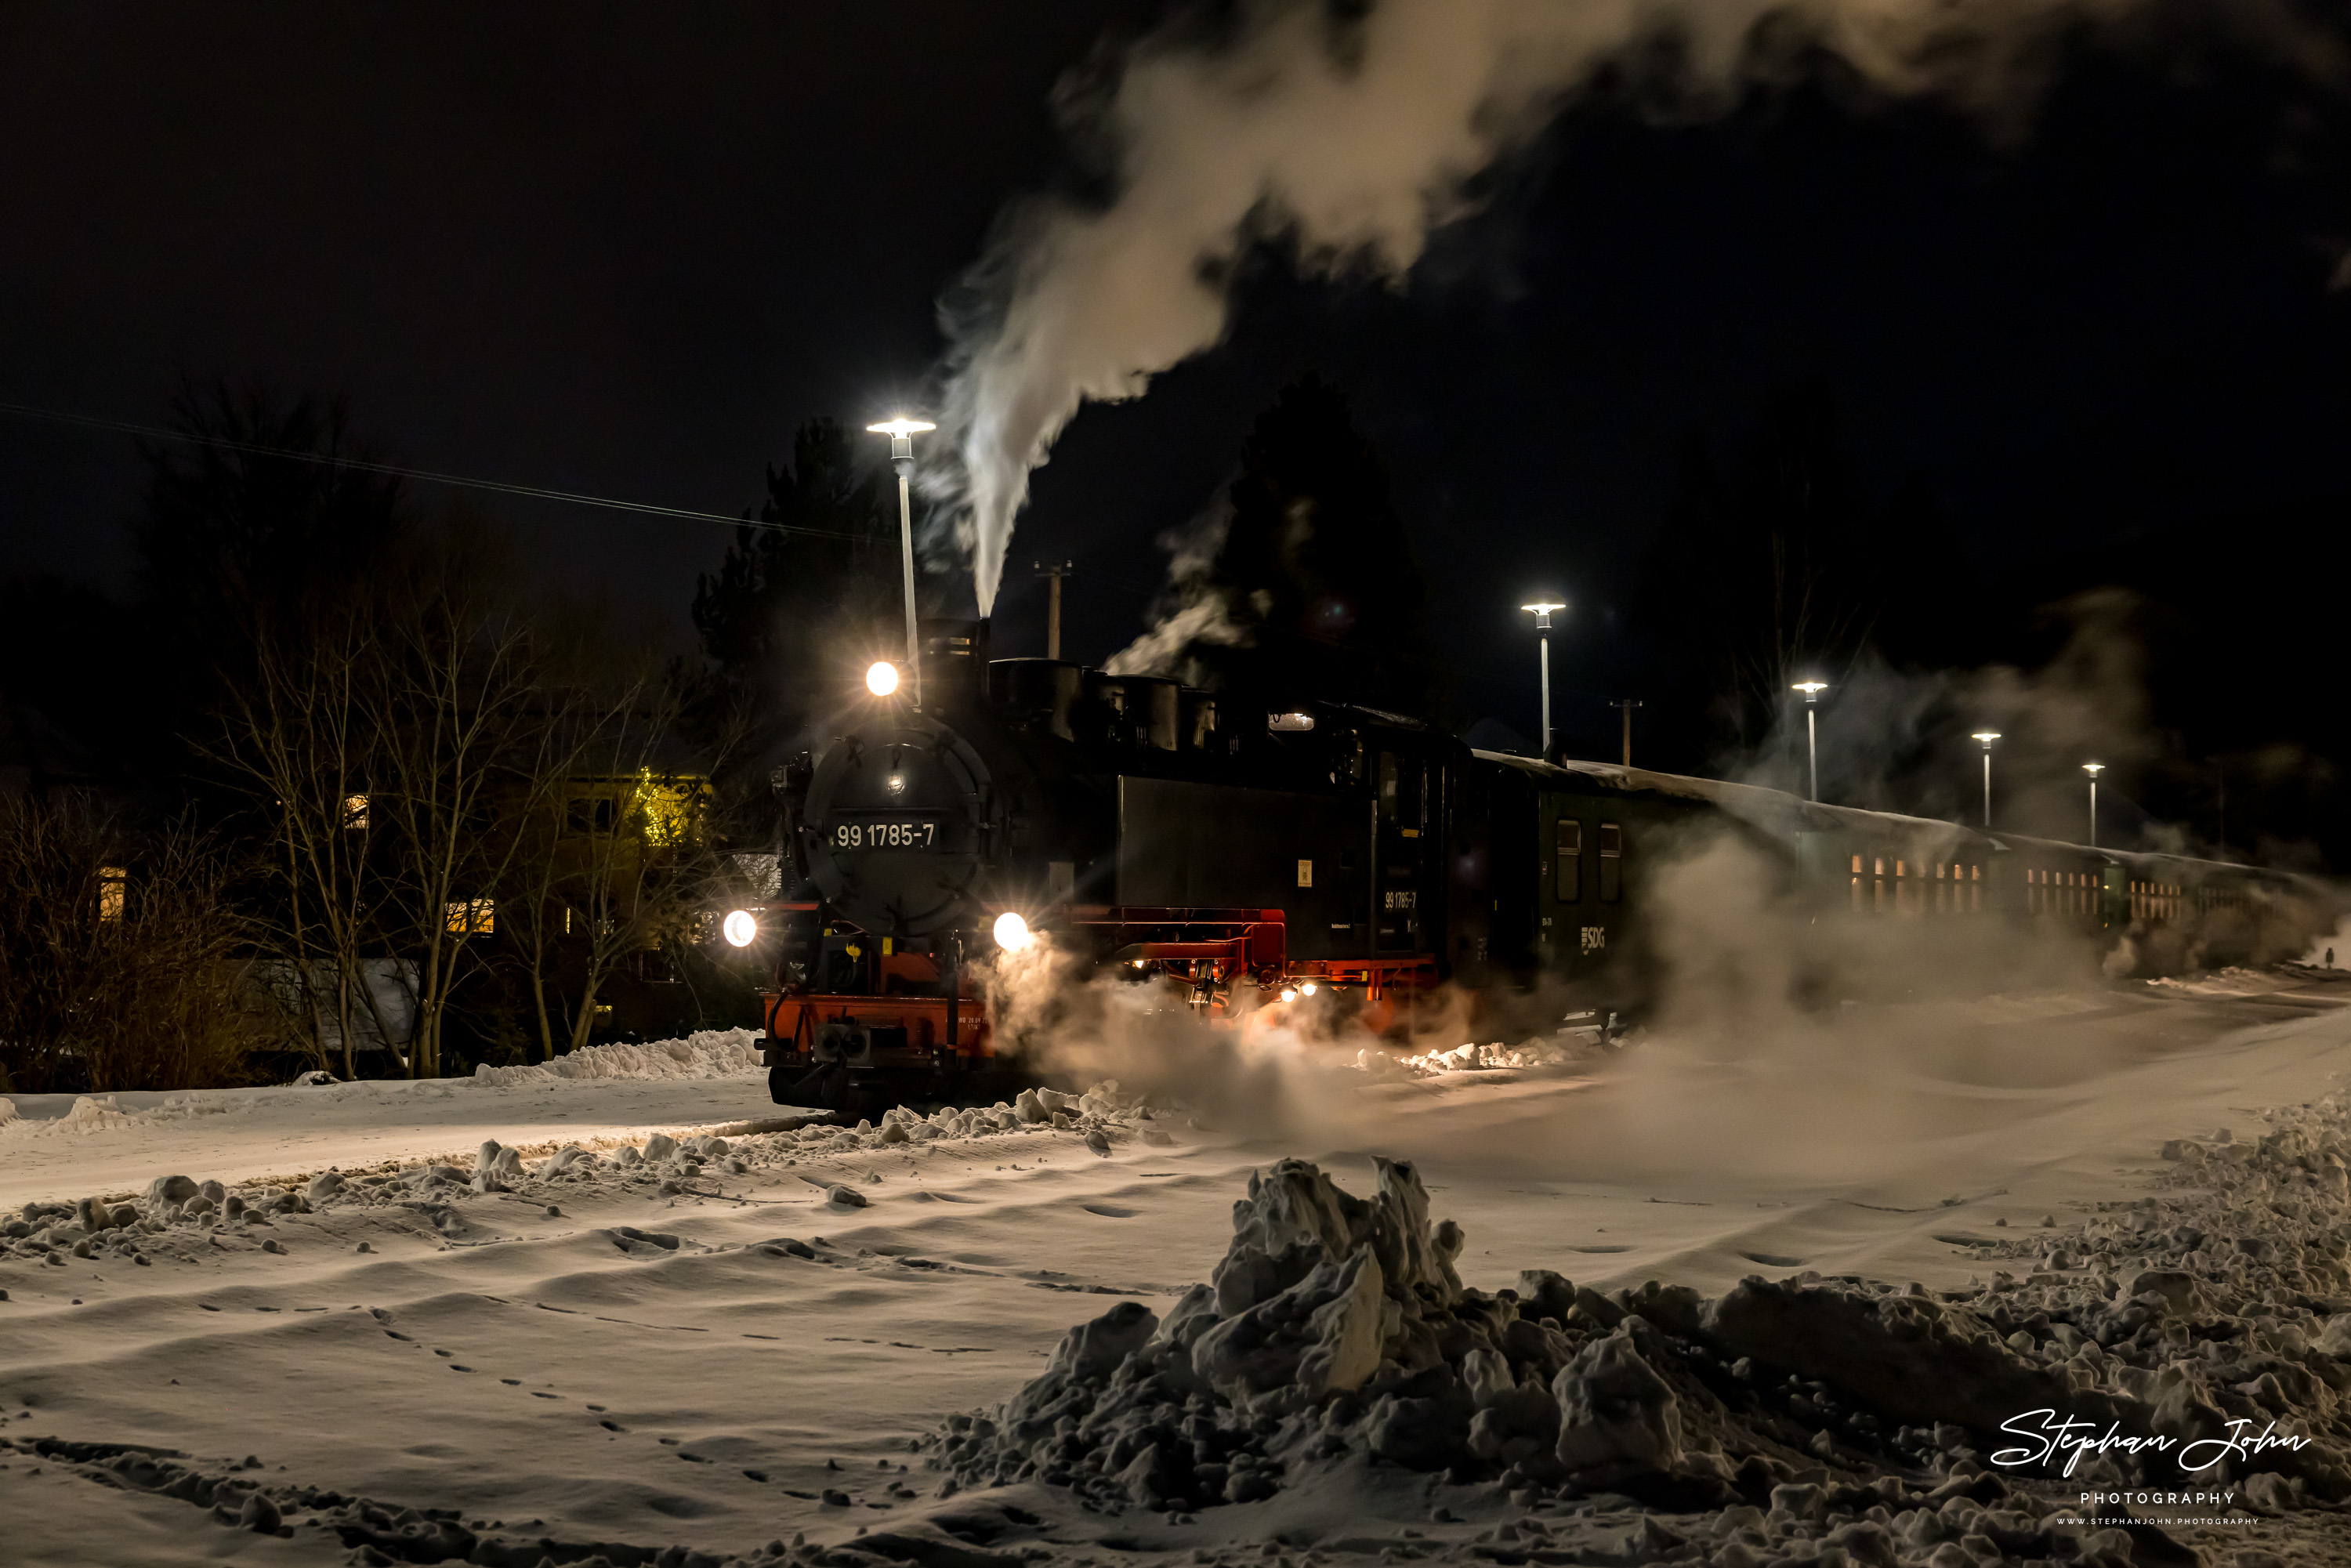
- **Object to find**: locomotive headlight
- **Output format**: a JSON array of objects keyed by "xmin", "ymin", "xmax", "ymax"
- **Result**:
[
  {"xmin": 722, "ymin": 910, "xmax": 757, "ymax": 948},
  {"xmin": 993, "ymin": 911, "xmax": 1034, "ymax": 952},
  {"xmin": 1299, "ymin": 982, "xmax": 1317, "ymax": 997},
  {"xmin": 866, "ymin": 661, "xmax": 900, "ymax": 696},
  {"xmin": 1279, "ymin": 987, "xmax": 1298, "ymax": 1004}
]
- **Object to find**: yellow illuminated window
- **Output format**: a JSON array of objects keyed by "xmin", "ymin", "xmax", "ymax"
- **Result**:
[
  {"xmin": 632, "ymin": 770, "xmax": 701, "ymax": 848},
  {"xmin": 98, "ymin": 865, "xmax": 127, "ymax": 922},
  {"xmin": 445, "ymin": 898, "xmax": 496, "ymax": 936},
  {"xmin": 343, "ymin": 794, "xmax": 370, "ymax": 830}
]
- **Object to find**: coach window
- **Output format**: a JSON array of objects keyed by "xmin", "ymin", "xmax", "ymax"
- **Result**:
[
  {"xmin": 1598, "ymin": 822, "xmax": 1622, "ymax": 902},
  {"xmin": 1556, "ymin": 819, "xmax": 1582, "ymax": 902}
]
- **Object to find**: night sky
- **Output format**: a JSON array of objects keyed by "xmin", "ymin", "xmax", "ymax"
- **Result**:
[{"xmin": 4, "ymin": 5, "xmax": 2347, "ymax": 837}]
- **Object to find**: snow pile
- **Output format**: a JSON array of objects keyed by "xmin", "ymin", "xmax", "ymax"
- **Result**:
[
  {"xmin": 1396, "ymin": 1038, "xmax": 1583, "ymax": 1074},
  {"xmin": 0, "ymin": 1095, "xmax": 13, "ymax": 1127},
  {"xmin": 2144, "ymin": 967, "xmax": 2273, "ymax": 998},
  {"xmin": 1, "ymin": 1094, "xmax": 141, "ymax": 1138},
  {"xmin": 472, "ymin": 1027, "xmax": 762, "ymax": 1087},
  {"xmin": 1352, "ymin": 1034, "xmax": 1602, "ymax": 1078},
  {"xmin": 928, "ymin": 1144, "xmax": 2351, "ymax": 1560}
]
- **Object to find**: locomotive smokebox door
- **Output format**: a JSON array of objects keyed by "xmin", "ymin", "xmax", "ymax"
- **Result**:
[{"xmin": 802, "ymin": 714, "xmax": 994, "ymax": 936}]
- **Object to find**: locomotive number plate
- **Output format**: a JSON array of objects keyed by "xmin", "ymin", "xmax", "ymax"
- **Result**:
[{"xmin": 830, "ymin": 816, "xmax": 941, "ymax": 849}]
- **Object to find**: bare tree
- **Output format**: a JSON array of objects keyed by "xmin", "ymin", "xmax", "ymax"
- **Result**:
[
  {"xmin": 0, "ymin": 795, "xmax": 253, "ymax": 1092},
  {"xmin": 498, "ymin": 653, "xmax": 673, "ymax": 1063},
  {"xmin": 362, "ymin": 532, "xmax": 577, "ymax": 1077},
  {"xmin": 208, "ymin": 598, "xmax": 407, "ymax": 1076}
]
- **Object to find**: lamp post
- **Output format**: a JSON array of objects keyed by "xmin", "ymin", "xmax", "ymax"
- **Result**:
[
  {"xmin": 1972, "ymin": 731, "xmax": 2001, "ymax": 827},
  {"xmin": 2083, "ymin": 762, "xmax": 2103, "ymax": 849},
  {"xmin": 1520, "ymin": 601, "xmax": 1565, "ymax": 757},
  {"xmin": 867, "ymin": 417, "xmax": 935, "ymax": 710},
  {"xmin": 1792, "ymin": 682, "xmax": 1828, "ymax": 802}
]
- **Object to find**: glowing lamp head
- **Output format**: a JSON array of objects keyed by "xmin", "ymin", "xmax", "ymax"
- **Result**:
[
  {"xmin": 992, "ymin": 911, "xmax": 1033, "ymax": 952},
  {"xmin": 721, "ymin": 910, "xmax": 757, "ymax": 948},
  {"xmin": 865, "ymin": 661, "xmax": 900, "ymax": 697},
  {"xmin": 1520, "ymin": 599, "xmax": 1566, "ymax": 632},
  {"xmin": 1792, "ymin": 681, "xmax": 1828, "ymax": 700},
  {"xmin": 865, "ymin": 418, "xmax": 936, "ymax": 437},
  {"xmin": 1972, "ymin": 730, "xmax": 2001, "ymax": 745},
  {"xmin": 2082, "ymin": 762, "xmax": 2105, "ymax": 777}
]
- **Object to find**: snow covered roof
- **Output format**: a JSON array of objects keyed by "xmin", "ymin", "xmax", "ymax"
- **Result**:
[{"xmin": 1473, "ymin": 749, "xmax": 1988, "ymax": 848}]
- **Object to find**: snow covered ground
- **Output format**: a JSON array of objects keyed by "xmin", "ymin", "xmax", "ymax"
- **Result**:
[{"xmin": 7, "ymin": 980, "xmax": 2351, "ymax": 1566}]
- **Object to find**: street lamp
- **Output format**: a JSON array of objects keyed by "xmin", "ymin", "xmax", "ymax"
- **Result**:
[
  {"xmin": 867, "ymin": 417, "xmax": 935, "ymax": 710},
  {"xmin": 1971, "ymin": 731, "xmax": 2001, "ymax": 827},
  {"xmin": 1520, "ymin": 600, "xmax": 1566, "ymax": 757},
  {"xmin": 1791, "ymin": 682, "xmax": 1828, "ymax": 802},
  {"xmin": 2082, "ymin": 762, "xmax": 2104, "ymax": 849}
]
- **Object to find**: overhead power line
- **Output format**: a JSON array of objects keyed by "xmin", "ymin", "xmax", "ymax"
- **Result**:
[{"xmin": 0, "ymin": 397, "xmax": 870, "ymax": 541}]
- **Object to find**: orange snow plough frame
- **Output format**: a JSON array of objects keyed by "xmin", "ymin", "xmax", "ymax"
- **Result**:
[{"xmin": 759, "ymin": 903, "xmax": 1440, "ymax": 1092}]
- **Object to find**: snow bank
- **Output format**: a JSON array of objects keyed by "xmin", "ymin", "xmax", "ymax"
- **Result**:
[{"xmin": 472, "ymin": 1027, "xmax": 761, "ymax": 1087}]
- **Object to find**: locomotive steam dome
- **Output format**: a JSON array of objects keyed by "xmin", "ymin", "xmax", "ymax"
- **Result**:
[{"xmin": 800, "ymin": 713, "xmax": 994, "ymax": 936}]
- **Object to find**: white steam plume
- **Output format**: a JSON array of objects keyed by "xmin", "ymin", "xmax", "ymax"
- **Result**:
[{"xmin": 935, "ymin": 0, "xmax": 2206, "ymax": 614}]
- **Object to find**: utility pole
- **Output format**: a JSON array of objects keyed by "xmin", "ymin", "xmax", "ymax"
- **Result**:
[
  {"xmin": 2216, "ymin": 762, "xmax": 2227, "ymax": 861},
  {"xmin": 1610, "ymin": 699, "xmax": 1641, "ymax": 768},
  {"xmin": 1034, "ymin": 559, "xmax": 1073, "ymax": 660}
]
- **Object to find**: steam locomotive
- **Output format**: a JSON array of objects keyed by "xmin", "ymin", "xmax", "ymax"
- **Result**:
[{"xmin": 748, "ymin": 619, "xmax": 2331, "ymax": 1107}]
